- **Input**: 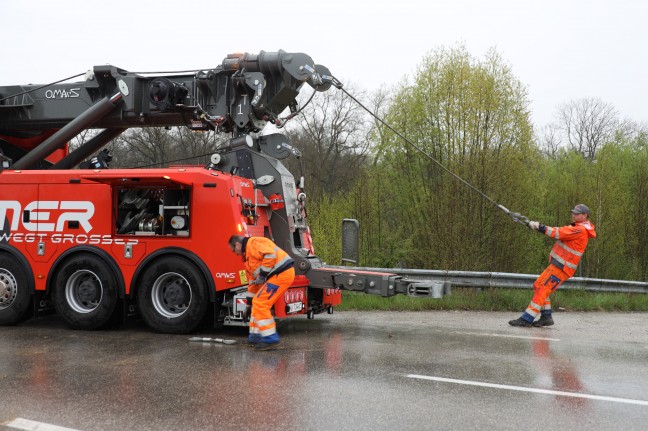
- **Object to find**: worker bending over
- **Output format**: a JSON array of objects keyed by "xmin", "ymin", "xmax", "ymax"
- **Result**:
[
  {"xmin": 228, "ymin": 235, "xmax": 295, "ymax": 350},
  {"xmin": 509, "ymin": 204, "xmax": 597, "ymax": 327}
]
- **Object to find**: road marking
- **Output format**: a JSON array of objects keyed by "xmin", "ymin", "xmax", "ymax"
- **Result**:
[
  {"xmin": 4, "ymin": 418, "xmax": 82, "ymax": 431},
  {"xmin": 405, "ymin": 374, "xmax": 648, "ymax": 406},
  {"xmin": 453, "ymin": 331, "xmax": 560, "ymax": 341}
]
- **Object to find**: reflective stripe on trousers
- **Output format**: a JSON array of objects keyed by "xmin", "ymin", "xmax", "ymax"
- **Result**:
[
  {"xmin": 524, "ymin": 264, "xmax": 569, "ymax": 318},
  {"xmin": 248, "ymin": 267, "xmax": 295, "ymax": 338}
]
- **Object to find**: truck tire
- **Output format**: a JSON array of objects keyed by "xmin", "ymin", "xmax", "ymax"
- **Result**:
[
  {"xmin": 52, "ymin": 253, "xmax": 118, "ymax": 330},
  {"xmin": 0, "ymin": 254, "xmax": 32, "ymax": 325},
  {"xmin": 137, "ymin": 256, "xmax": 208, "ymax": 334}
]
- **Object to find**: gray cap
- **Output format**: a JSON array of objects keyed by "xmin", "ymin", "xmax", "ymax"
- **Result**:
[{"xmin": 570, "ymin": 204, "xmax": 590, "ymax": 215}]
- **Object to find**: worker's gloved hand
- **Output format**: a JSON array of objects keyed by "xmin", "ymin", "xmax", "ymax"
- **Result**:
[
  {"xmin": 528, "ymin": 221, "xmax": 540, "ymax": 230},
  {"xmin": 254, "ymin": 275, "xmax": 266, "ymax": 285},
  {"xmin": 510, "ymin": 212, "xmax": 529, "ymax": 226}
]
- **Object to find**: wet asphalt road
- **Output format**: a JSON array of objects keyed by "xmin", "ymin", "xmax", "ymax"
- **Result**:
[{"xmin": 1, "ymin": 311, "xmax": 647, "ymax": 430}]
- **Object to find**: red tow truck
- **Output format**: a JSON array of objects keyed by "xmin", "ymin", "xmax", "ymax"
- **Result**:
[{"xmin": 0, "ymin": 51, "xmax": 445, "ymax": 333}]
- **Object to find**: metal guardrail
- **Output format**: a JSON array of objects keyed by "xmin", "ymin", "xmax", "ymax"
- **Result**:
[{"xmin": 329, "ymin": 266, "xmax": 648, "ymax": 294}]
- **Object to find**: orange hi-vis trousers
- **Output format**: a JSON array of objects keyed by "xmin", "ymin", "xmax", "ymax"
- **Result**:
[
  {"xmin": 247, "ymin": 267, "xmax": 295, "ymax": 340},
  {"xmin": 523, "ymin": 264, "xmax": 569, "ymax": 321}
]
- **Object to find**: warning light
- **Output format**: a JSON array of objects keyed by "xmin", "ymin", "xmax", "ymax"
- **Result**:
[
  {"xmin": 237, "ymin": 223, "xmax": 243, "ymax": 232},
  {"xmin": 269, "ymin": 193, "xmax": 285, "ymax": 210}
]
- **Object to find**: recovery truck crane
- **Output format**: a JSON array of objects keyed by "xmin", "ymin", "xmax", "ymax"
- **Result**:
[{"xmin": 0, "ymin": 50, "xmax": 447, "ymax": 334}]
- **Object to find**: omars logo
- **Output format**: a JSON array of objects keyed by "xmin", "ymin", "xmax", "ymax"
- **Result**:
[
  {"xmin": 44, "ymin": 88, "xmax": 80, "ymax": 99},
  {"xmin": 0, "ymin": 200, "xmax": 94, "ymax": 233}
]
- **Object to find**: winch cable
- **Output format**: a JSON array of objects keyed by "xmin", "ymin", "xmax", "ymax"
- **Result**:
[
  {"xmin": 4, "ymin": 68, "xmax": 523, "ymax": 225},
  {"xmin": 331, "ymin": 78, "xmax": 528, "ymax": 225}
]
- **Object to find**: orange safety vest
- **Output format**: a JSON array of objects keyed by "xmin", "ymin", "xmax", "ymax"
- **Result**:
[
  {"xmin": 543, "ymin": 221, "xmax": 596, "ymax": 276},
  {"xmin": 243, "ymin": 237, "xmax": 294, "ymax": 284}
]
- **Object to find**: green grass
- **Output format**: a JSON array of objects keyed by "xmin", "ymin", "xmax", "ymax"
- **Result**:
[{"xmin": 335, "ymin": 288, "xmax": 648, "ymax": 312}]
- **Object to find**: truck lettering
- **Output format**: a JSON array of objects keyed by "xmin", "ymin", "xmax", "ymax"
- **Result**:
[
  {"xmin": 215, "ymin": 272, "xmax": 236, "ymax": 279},
  {"xmin": 57, "ymin": 201, "xmax": 94, "ymax": 232},
  {"xmin": 0, "ymin": 200, "xmax": 21, "ymax": 231},
  {"xmin": 43, "ymin": 233, "xmax": 138, "ymax": 246},
  {"xmin": 51, "ymin": 234, "xmax": 74, "ymax": 244},
  {"xmin": 2, "ymin": 231, "xmax": 120, "ymax": 245},
  {"xmin": 0, "ymin": 200, "xmax": 94, "ymax": 233}
]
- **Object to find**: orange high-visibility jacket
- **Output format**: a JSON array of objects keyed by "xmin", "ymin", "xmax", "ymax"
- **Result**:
[
  {"xmin": 542, "ymin": 221, "xmax": 597, "ymax": 276},
  {"xmin": 243, "ymin": 237, "xmax": 294, "ymax": 285}
]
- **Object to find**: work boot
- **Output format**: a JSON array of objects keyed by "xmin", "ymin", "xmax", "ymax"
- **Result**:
[
  {"xmin": 508, "ymin": 317, "xmax": 533, "ymax": 327},
  {"xmin": 533, "ymin": 315, "xmax": 555, "ymax": 327},
  {"xmin": 247, "ymin": 334, "xmax": 261, "ymax": 347},
  {"xmin": 254, "ymin": 340, "xmax": 280, "ymax": 351},
  {"xmin": 254, "ymin": 333, "xmax": 280, "ymax": 351}
]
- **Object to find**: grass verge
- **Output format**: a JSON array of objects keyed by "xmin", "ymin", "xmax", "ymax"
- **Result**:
[{"xmin": 335, "ymin": 288, "xmax": 648, "ymax": 312}]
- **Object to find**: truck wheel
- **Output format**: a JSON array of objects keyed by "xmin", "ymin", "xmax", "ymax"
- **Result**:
[
  {"xmin": 52, "ymin": 254, "xmax": 118, "ymax": 330},
  {"xmin": 137, "ymin": 256, "xmax": 208, "ymax": 334},
  {"xmin": 0, "ymin": 254, "xmax": 32, "ymax": 325}
]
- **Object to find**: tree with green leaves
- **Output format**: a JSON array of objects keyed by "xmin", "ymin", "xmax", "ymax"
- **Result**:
[{"xmin": 368, "ymin": 45, "xmax": 539, "ymax": 271}]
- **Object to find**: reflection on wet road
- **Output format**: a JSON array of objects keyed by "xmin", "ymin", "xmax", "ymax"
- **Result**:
[{"xmin": 1, "ymin": 311, "xmax": 647, "ymax": 430}]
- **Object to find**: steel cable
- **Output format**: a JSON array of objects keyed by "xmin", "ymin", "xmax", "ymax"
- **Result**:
[{"xmin": 334, "ymin": 81, "xmax": 506, "ymax": 211}]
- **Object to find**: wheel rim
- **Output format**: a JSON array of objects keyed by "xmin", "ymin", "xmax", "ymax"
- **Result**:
[
  {"xmin": 66, "ymin": 269, "xmax": 103, "ymax": 314},
  {"xmin": 151, "ymin": 272, "xmax": 192, "ymax": 318},
  {"xmin": 0, "ymin": 269, "xmax": 18, "ymax": 310}
]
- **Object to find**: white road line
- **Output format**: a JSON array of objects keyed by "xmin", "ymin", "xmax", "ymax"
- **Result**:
[
  {"xmin": 4, "ymin": 418, "xmax": 82, "ymax": 431},
  {"xmin": 406, "ymin": 374, "xmax": 648, "ymax": 406},
  {"xmin": 453, "ymin": 331, "xmax": 560, "ymax": 341}
]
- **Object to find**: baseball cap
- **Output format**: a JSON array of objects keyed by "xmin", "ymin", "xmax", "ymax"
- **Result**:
[{"xmin": 570, "ymin": 204, "xmax": 590, "ymax": 215}]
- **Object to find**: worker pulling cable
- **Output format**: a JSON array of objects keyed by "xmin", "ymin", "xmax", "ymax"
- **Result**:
[{"xmin": 322, "ymin": 77, "xmax": 598, "ymax": 330}]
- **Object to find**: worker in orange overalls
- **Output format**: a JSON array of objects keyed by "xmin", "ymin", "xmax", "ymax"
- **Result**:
[
  {"xmin": 509, "ymin": 204, "xmax": 597, "ymax": 327},
  {"xmin": 228, "ymin": 235, "xmax": 295, "ymax": 350}
]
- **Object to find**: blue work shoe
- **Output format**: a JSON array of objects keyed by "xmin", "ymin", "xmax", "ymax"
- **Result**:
[
  {"xmin": 247, "ymin": 334, "xmax": 261, "ymax": 347},
  {"xmin": 254, "ymin": 333, "xmax": 280, "ymax": 351},
  {"xmin": 254, "ymin": 340, "xmax": 281, "ymax": 351}
]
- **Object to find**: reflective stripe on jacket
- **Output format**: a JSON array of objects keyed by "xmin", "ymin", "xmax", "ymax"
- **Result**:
[
  {"xmin": 544, "ymin": 221, "xmax": 596, "ymax": 276},
  {"xmin": 244, "ymin": 237, "xmax": 294, "ymax": 284}
]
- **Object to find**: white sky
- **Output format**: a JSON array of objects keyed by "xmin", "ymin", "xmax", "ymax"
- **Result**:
[{"xmin": 1, "ymin": 0, "xmax": 646, "ymax": 128}]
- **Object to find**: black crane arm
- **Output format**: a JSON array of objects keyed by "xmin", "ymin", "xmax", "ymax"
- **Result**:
[{"xmin": 0, "ymin": 50, "xmax": 333, "ymax": 169}]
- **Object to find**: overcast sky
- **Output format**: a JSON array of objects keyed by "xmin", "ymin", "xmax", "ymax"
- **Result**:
[{"xmin": 1, "ymin": 0, "xmax": 646, "ymax": 128}]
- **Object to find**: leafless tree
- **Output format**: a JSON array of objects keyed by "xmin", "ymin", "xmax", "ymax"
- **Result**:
[
  {"xmin": 89, "ymin": 127, "xmax": 227, "ymax": 168},
  {"xmin": 557, "ymin": 98, "xmax": 618, "ymax": 159},
  {"xmin": 610, "ymin": 118, "xmax": 648, "ymax": 145},
  {"xmin": 285, "ymin": 84, "xmax": 372, "ymax": 199},
  {"xmin": 537, "ymin": 123, "xmax": 563, "ymax": 159},
  {"xmin": 173, "ymin": 127, "xmax": 228, "ymax": 165}
]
